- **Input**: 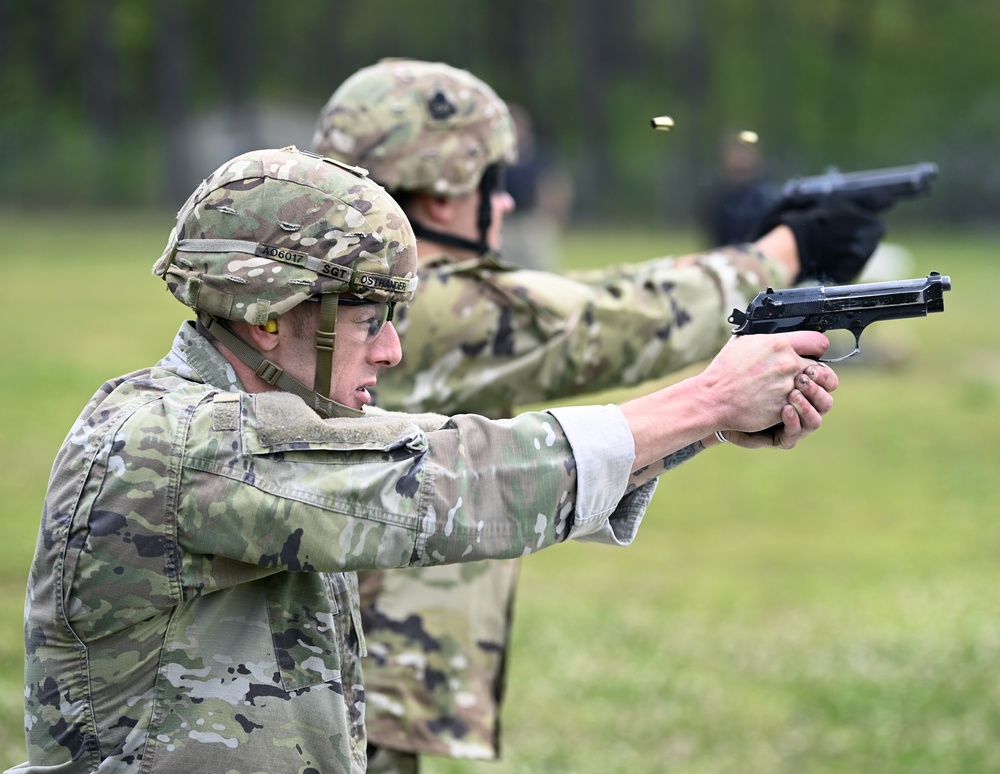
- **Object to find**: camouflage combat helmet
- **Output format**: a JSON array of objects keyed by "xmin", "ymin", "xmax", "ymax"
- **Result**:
[
  {"xmin": 313, "ymin": 59, "xmax": 517, "ymax": 256},
  {"xmin": 154, "ymin": 145, "xmax": 418, "ymax": 417},
  {"xmin": 313, "ymin": 59, "xmax": 516, "ymax": 197}
]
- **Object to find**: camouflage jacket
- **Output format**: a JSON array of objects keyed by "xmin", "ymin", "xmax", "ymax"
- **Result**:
[
  {"xmin": 360, "ymin": 245, "xmax": 786, "ymax": 760},
  {"xmin": 15, "ymin": 321, "xmax": 653, "ymax": 774}
]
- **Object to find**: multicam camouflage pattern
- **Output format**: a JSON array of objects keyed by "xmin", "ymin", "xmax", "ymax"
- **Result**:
[
  {"xmin": 313, "ymin": 60, "xmax": 517, "ymax": 197},
  {"xmin": 16, "ymin": 321, "xmax": 650, "ymax": 773},
  {"xmin": 381, "ymin": 244, "xmax": 786, "ymax": 414},
  {"xmin": 358, "ymin": 243, "xmax": 789, "ymax": 761},
  {"xmin": 154, "ymin": 146, "xmax": 419, "ymax": 323},
  {"xmin": 359, "ymin": 560, "xmax": 519, "ymax": 760}
]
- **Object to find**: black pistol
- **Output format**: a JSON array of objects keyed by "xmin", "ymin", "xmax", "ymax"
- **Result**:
[
  {"xmin": 777, "ymin": 162, "xmax": 938, "ymax": 211},
  {"xmin": 729, "ymin": 272, "xmax": 951, "ymax": 362}
]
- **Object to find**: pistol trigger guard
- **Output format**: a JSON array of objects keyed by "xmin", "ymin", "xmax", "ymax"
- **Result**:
[{"xmin": 818, "ymin": 330, "xmax": 862, "ymax": 363}]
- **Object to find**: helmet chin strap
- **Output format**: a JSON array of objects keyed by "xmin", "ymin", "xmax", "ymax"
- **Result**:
[
  {"xmin": 407, "ymin": 168, "xmax": 500, "ymax": 258},
  {"xmin": 410, "ymin": 220, "xmax": 492, "ymax": 257},
  {"xmin": 199, "ymin": 310, "xmax": 364, "ymax": 419},
  {"xmin": 312, "ymin": 293, "xmax": 340, "ymax": 405}
]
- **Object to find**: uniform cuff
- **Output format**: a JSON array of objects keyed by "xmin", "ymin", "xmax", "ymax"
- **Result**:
[{"xmin": 545, "ymin": 404, "xmax": 652, "ymax": 546}]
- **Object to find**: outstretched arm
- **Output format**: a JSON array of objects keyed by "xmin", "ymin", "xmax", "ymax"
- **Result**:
[{"xmin": 383, "ymin": 241, "xmax": 794, "ymax": 416}]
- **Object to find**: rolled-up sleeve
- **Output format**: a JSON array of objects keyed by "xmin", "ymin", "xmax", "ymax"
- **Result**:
[{"xmin": 546, "ymin": 404, "xmax": 656, "ymax": 546}]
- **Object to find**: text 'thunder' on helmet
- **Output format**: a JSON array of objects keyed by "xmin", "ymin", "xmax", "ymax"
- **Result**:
[{"xmin": 153, "ymin": 146, "xmax": 418, "ymax": 418}]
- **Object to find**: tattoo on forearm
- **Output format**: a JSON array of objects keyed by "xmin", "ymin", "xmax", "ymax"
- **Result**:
[
  {"xmin": 661, "ymin": 441, "xmax": 704, "ymax": 471},
  {"xmin": 626, "ymin": 441, "xmax": 706, "ymax": 493}
]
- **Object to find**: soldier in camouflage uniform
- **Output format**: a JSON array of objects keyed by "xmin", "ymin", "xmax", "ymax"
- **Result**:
[
  {"xmin": 13, "ymin": 145, "xmax": 843, "ymax": 773},
  {"xmin": 312, "ymin": 60, "xmax": 884, "ymax": 772}
]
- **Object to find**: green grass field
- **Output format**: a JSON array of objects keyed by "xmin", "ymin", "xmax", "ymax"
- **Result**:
[{"xmin": 1, "ymin": 211, "xmax": 997, "ymax": 772}]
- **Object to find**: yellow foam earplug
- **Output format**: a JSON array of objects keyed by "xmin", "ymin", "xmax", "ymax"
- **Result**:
[{"xmin": 263, "ymin": 319, "xmax": 278, "ymax": 333}]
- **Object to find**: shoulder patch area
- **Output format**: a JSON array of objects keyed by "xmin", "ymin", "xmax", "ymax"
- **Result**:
[
  {"xmin": 211, "ymin": 391, "xmax": 241, "ymax": 431},
  {"xmin": 253, "ymin": 392, "xmax": 448, "ymax": 451}
]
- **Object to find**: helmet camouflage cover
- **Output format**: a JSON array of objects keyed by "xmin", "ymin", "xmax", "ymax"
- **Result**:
[
  {"xmin": 312, "ymin": 59, "xmax": 517, "ymax": 197},
  {"xmin": 154, "ymin": 146, "xmax": 418, "ymax": 325}
]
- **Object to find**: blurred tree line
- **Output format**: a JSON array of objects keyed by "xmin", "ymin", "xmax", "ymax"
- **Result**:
[{"xmin": 2, "ymin": 0, "xmax": 998, "ymax": 228}]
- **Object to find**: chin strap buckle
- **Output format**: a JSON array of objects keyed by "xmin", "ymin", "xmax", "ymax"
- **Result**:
[{"xmin": 255, "ymin": 359, "xmax": 284, "ymax": 385}]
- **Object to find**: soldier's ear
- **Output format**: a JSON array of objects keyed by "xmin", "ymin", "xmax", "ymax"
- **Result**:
[
  {"xmin": 415, "ymin": 192, "xmax": 461, "ymax": 228},
  {"xmin": 238, "ymin": 319, "xmax": 281, "ymax": 352}
]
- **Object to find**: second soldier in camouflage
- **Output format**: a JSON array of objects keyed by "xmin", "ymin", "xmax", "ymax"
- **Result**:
[{"xmin": 313, "ymin": 59, "xmax": 883, "ymax": 771}]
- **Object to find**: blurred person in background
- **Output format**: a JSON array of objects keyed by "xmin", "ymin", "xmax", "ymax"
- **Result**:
[
  {"xmin": 699, "ymin": 130, "xmax": 780, "ymax": 248},
  {"xmin": 313, "ymin": 59, "xmax": 886, "ymax": 774},
  {"xmin": 13, "ymin": 146, "xmax": 843, "ymax": 774}
]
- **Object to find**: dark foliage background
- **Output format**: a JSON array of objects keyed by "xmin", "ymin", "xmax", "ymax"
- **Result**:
[{"xmin": 2, "ymin": 0, "xmax": 998, "ymax": 228}]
